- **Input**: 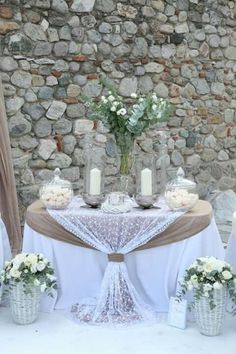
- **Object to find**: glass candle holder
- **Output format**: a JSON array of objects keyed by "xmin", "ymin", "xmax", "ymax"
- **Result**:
[
  {"xmin": 83, "ymin": 149, "xmax": 106, "ymax": 208},
  {"xmin": 134, "ymin": 154, "xmax": 157, "ymax": 208}
]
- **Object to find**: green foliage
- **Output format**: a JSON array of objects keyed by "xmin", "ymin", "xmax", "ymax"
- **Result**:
[{"xmin": 81, "ymin": 78, "xmax": 174, "ymax": 140}]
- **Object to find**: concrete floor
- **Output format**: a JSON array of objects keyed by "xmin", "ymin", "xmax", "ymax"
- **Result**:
[{"xmin": 0, "ymin": 307, "xmax": 235, "ymax": 354}]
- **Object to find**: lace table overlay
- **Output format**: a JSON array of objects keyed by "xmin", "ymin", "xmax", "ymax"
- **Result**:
[{"xmin": 48, "ymin": 197, "xmax": 185, "ymax": 326}]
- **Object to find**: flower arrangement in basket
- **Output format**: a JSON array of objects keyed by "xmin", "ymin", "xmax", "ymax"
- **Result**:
[
  {"xmin": 180, "ymin": 256, "xmax": 236, "ymax": 309},
  {"xmin": 2, "ymin": 253, "xmax": 57, "ymax": 294},
  {"xmin": 82, "ymin": 77, "xmax": 173, "ymax": 175},
  {"xmin": 1, "ymin": 253, "xmax": 57, "ymax": 325},
  {"xmin": 179, "ymin": 256, "xmax": 236, "ymax": 336}
]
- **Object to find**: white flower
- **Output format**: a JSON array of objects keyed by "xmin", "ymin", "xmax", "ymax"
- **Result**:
[
  {"xmin": 152, "ymin": 104, "xmax": 157, "ymax": 111},
  {"xmin": 139, "ymin": 98, "xmax": 144, "ymax": 102},
  {"xmin": 203, "ymin": 283, "xmax": 212, "ymax": 292},
  {"xmin": 27, "ymin": 254, "xmax": 38, "ymax": 265},
  {"xmin": 117, "ymin": 108, "xmax": 127, "ymax": 116},
  {"xmin": 110, "ymin": 106, "xmax": 117, "ymax": 112},
  {"xmin": 34, "ymin": 279, "xmax": 41, "ymax": 286},
  {"xmin": 108, "ymin": 95, "xmax": 115, "ymax": 102},
  {"xmin": 130, "ymin": 93, "xmax": 137, "ymax": 98},
  {"xmin": 222, "ymin": 270, "xmax": 232, "ymax": 280},
  {"xmin": 152, "ymin": 94, "xmax": 158, "ymax": 103},
  {"xmin": 30, "ymin": 264, "xmax": 38, "ymax": 273},
  {"xmin": 213, "ymin": 282, "xmax": 222, "ymax": 290},
  {"xmin": 37, "ymin": 261, "xmax": 46, "ymax": 272},
  {"xmin": 40, "ymin": 283, "xmax": 47, "ymax": 292},
  {"xmin": 9, "ymin": 268, "xmax": 21, "ymax": 278}
]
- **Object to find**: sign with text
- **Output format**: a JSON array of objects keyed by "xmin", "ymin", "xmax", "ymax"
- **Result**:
[{"xmin": 168, "ymin": 297, "xmax": 187, "ymax": 329}]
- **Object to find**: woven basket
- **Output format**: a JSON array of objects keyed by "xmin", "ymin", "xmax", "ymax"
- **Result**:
[
  {"xmin": 194, "ymin": 287, "xmax": 226, "ymax": 336},
  {"xmin": 9, "ymin": 282, "xmax": 41, "ymax": 325}
]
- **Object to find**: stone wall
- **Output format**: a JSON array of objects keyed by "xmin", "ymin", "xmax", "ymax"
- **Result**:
[{"xmin": 0, "ymin": 0, "xmax": 236, "ymax": 221}]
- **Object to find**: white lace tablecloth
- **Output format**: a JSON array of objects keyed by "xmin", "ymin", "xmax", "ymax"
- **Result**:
[{"xmin": 47, "ymin": 197, "xmax": 185, "ymax": 325}]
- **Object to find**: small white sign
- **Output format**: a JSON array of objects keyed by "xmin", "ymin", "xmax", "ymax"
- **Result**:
[{"xmin": 168, "ymin": 296, "xmax": 187, "ymax": 329}]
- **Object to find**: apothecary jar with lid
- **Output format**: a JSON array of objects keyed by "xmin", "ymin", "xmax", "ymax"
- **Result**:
[
  {"xmin": 40, "ymin": 168, "xmax": 73, "ymax": 209},
  {"xmin": 165, "ymin": 167, "xmax": 199, "ymax": 212}
]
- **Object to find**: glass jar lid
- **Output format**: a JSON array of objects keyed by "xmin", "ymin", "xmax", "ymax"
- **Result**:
[
  {"xmin": 166, "ymin": 167, "xmax": 196, "ymax": 190},
  {"xmin": 42, "ymin": 168, "xmax": 72, "ymax": 189}
]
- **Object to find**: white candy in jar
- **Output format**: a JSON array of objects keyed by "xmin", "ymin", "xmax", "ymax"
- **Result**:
[
  {"xmin": 166, "ymin": 189, "xmax": 198, "ymax": 210},
  {"xmin": 41, "ymin": 187, "xmax": 72, "ymax": 209}
]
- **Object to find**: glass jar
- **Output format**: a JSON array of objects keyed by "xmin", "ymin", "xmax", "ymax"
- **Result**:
[
  {"xmin": 165, "ymin": 167, "xmax": 199, "ymax": 211},
  {"xmin": 40, "ymin": 168, "xmax": 73, "ymax": 209}
]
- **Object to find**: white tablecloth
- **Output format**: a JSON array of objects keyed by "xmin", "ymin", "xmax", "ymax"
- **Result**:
[
  {"xmin": 0, "ymin": 218, "xmax": 12, "ymax": 301},
  {"xmin": 225, "ymin": 211, "xmax": 236, "ymax": 271},
  {"xmin": 23, "ymin": 217, "xmax": 224, "ymax": 313},
  {"xmin": 0, "ymin": 218, "xmax": 11, "ymax": 270}
]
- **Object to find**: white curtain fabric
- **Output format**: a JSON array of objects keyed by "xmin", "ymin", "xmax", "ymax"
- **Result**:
[{"xmin": 0, "ymin": 218, "xmax": 12, "ymax": 301}]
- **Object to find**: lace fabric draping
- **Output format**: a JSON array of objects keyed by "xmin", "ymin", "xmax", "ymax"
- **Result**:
[{"xmin": 48, "ymin": 197, "xmax": 184, "ymax": 326}]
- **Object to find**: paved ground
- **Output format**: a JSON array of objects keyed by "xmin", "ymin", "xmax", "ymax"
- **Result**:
[{"xmin": 0, "ymin": 308, "xmax": 235, "ymax": 354}]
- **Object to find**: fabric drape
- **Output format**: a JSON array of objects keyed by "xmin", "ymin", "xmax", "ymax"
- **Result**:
[
  {"xmin": 26, "ymin": 200, "xmax": 212, "ymax": 252},
  {"xmin": 0, "ymin": 77, "xmax": 22, "ymax": 253}
]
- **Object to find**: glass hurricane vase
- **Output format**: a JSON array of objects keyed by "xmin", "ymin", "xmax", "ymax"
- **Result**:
[{"xmin": 114, "ymin": 132, "xmax": 135, "ymax": 195}]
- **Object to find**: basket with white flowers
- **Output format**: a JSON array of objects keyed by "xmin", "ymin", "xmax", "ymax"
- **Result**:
[
  {"xmin": 179, "ymin": 256, "xmax": 236, "ymax": 335},
  {"xmin": 1, "ymin": 253, "xmax": 57, "ymax": 324},
  {"xmin": 2, "ymin": 253, "xmax": 57, "ymax": 294}
]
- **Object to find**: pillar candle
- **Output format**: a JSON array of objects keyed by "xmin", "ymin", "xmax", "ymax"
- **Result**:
[
  {"xmin": 141, "ymin": 168, "xmax": 152, "ymax": 196},
  {"xmin": 89, "ymin": 168, "xmax": 101, "ymax": 195}
]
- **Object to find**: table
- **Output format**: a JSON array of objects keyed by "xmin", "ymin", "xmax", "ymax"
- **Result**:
[
  {"xmin": 23, "ymin": 205, "xmax": 224, "ymax": 323},
  {"xmin": 0, "ymin": 218, "xmax": 11, "ymax": 270},
  {"xmin": 225, "ymin": 211, "xmax": 236, "ymax": 271}
]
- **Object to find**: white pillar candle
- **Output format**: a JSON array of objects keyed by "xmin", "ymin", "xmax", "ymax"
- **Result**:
[
  {"xmin": 141, "ymin": 168, "xmax": 152, "ymax": 196},
  {"xmin": 89, "ymin": 168, "xmax": 101, "ymax": 195}
]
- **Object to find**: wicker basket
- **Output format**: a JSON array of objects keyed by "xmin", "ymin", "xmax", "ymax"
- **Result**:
[
  {"xmin": 9, "ymin": 282, "xmax": 41, "ymax": 325},
  {"xmin": 194, "ymin": 287, "xmax": 226, "ymax": 336}
]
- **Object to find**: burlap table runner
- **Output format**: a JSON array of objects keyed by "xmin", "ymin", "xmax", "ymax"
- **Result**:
[{"xmin": 26, "ymin": 200, "xmax": 212, "ymax": 259}]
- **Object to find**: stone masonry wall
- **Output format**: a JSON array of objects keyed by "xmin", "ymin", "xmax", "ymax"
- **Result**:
[{"xmin": 0, "ymin": 0, "xmax": 236, "ymax": 222}]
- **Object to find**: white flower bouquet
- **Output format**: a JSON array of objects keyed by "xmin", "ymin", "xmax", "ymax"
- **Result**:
[
  {"xmin": 180, "ymin": 256, "xmax": 236, "ymax": 311},
  {"xmin": 1, "ymin": 253, "xmax": 57, "ymax": 295},
  {"xmin": 82, "ymin": 77, "xmax": 173, "ymax": 175}
]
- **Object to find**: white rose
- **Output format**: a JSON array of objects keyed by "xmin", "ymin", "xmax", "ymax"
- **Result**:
[
  {"xmin": 9, "ymin": 268, "xmax": 21, "ymax": 278},
  {"xmin": 27, "ymin": 254, "xmax": 38, "ymax": 265},
  {"xmin": 130, "ymin": 93, "xmax": 137, "ymax": 98},
  {"xmin": 222, "ymin": 270, "xmax": 232, "ymax": 280},
  {"xmin": 34, "ymin": 279, "xmax": 41, "ymax": 286},
  {"xmin": 213, "ymin": 282, "xmax": 222, "ymax": 290},
  {"xmin": 37, "ymin": 261, "xmax": 46, "ymax": 272}
]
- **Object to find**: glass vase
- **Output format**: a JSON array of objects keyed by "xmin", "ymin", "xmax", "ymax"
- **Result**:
[{"xmin": 114, "ymin": 132, "xmax": 135, "ymax": 195}]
